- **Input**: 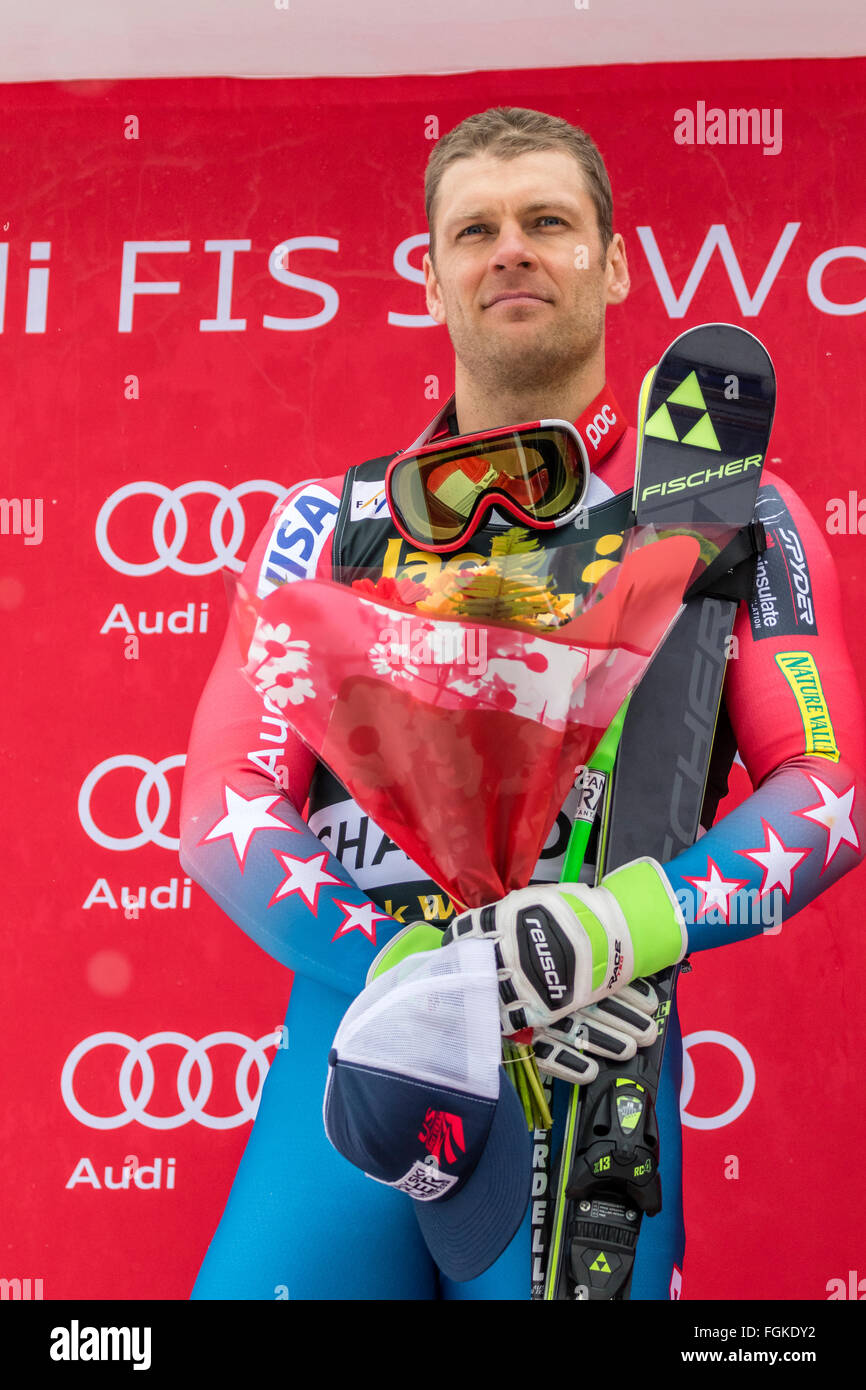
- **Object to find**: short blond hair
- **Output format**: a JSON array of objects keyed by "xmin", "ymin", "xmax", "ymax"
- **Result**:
[{"xmin": 425, "ymin": 106, "xmax": 614, "ymax": 266}]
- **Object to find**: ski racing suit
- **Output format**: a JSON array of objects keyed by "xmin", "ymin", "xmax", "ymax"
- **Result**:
[{"xmin": 179, "ymin": 383, "xmax": 865, "ymax": 1300}]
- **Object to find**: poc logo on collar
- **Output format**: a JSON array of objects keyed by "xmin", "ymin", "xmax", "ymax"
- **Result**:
[{"xmin": 584, "ymin": 405, "xmax": 617, "ymax": 451}]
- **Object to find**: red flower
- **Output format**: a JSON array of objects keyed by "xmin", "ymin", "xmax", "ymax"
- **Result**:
[{"xmin": 351, "ymin": 575, "xmax": 430, "ymax": 606}]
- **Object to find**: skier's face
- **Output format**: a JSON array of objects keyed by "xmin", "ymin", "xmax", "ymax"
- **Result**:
[{"xmin": 423, "ymin": 149, "xmax": 629, "ymax": 396}]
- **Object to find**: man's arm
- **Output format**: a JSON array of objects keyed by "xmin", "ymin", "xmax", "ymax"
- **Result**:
[
  {"xmin": 662, "ymin": 472, "xmax": 865, "ymax": 947},
  {"xmin": 445, "ymin": 474, "xmax": 866, "ymax": 1043},
  {"xmin": 178, "ymin": 480, "xmax": 406, "ymax": 997}
]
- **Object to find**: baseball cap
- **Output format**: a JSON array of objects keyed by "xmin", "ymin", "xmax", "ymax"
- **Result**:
[{"xmin": 323, "ymin": 937, "xmax": 531, "ymax": 1282}]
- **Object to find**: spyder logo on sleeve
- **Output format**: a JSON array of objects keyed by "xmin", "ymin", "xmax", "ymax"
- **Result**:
[{"xmin": 749, "ymin": 486, "xmax": 818, "ymax": 641}]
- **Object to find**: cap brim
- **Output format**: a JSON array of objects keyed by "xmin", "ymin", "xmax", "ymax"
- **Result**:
[{"xmin": 414, "ymin": 1066, "xmax": 531, "ymax": 1282}]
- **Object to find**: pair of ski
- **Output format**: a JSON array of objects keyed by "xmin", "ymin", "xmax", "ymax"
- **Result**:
[{"xmin": 538, "ymin": 323, "xmax": 776, "ymax": 1300}]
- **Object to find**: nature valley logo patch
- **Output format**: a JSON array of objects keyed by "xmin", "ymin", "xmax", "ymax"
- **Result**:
[{"xmin": 775, "ymin": 652, "xmax": 840, "ymax": 761}]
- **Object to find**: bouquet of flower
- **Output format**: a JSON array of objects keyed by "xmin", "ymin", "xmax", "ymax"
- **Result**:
[{"xmin": 230, "ymin": 524, "xmax": 708, "ymax": 1123}]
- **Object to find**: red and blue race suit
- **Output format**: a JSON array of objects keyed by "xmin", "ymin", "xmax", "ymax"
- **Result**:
[{"xmin": 179, "ymin": 384, "xmax": 865, "ymax": 1300}]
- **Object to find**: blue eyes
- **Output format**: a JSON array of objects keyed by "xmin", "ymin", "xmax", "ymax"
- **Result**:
[{"xmin": 458, "ymin": 216, "xmax": 566, "ymax": 239}]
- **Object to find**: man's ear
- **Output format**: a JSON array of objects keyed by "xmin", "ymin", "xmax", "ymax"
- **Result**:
[
  {"xmin": 423, "ymin": 251, "xmax": 447, "ymax": 325},
  {"xmin": 605, "ymin": 233, "xmax": 630, "ymax": 306}
]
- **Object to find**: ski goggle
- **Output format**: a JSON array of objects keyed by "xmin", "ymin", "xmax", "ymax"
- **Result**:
[{"xmin": 385, "ymin": 419, "xmax": 590, "ymax": 554}]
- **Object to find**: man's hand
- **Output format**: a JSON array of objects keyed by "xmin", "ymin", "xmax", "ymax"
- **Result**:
[
  {"xmin": 528, "ymin": 978, "xmax": 659, "ymax": 1084},
  {"xmin": 365, "ymin": 921, "xmax": 445, "ymax": 984},
  {"xmin": 441, "ymin": 858, "xmax": 687, "ymax": 1035}
]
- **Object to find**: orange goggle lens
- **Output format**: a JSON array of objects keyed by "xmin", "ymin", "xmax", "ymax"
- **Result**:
[{"xmin": 387, "ymin": 425, "xmax": 587, "ymax": 552}]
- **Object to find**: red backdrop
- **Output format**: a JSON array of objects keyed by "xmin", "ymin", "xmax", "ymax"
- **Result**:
[{"xmin": 2, "ymin": 57, "xmax": 865, "ymax": 1301}]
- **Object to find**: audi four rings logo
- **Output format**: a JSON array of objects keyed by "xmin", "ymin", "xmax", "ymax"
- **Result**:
[
  {"xmin": 95, "ymin": 479, "xmax": 287, "ymax": 575},
  {"xmin": 61, "ymin": 1032, "xmax": 280, "ymax": 1130},
  {"xmin": 680, "ymin": 1031, "xmax": 756, "ymax": 1130},
  {"xmin": 78, "ymin": 755, "xmax": 186, "ymax": 850},
  {"xmin": 61, "ymin": 1029, "xmax": 757, "ymax": 1132}
]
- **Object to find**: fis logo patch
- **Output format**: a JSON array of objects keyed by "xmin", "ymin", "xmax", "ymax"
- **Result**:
[
  {"xmin": 349, "ymin": 477, "xmax": 389, "ymax": 523},
  {"xmin": 749, "ymin": 486, "xmax": 818, "ymax": 641}
]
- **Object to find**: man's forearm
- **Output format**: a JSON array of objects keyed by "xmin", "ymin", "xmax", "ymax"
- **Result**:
[
  {"xmin": 662, "ymin": 754, "xmax": 864, "ymax": 950},
  {"xmin": 180, "ymin": 787, "xmax": 406, "ymax": 997}
]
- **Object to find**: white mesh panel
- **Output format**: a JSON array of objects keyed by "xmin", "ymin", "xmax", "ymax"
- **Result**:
[{"xmin": 333, "ymin": 938, "xmax": 500, "ymax": 1099}]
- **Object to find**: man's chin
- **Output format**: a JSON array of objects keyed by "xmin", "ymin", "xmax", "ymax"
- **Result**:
[{"xmin": 473, "ymin": 343, "xmax": 579, "ymax": 391}]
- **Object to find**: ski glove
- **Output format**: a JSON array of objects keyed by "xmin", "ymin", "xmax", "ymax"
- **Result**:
[
  {"xmin": 440, "ymin": 858, "xmax": 688, "ymax": 1036},
  {"xmin": 366, "ymin": 920, "xmax": 661, "ymax": 1086},
  {"xmin": 365, "ymin": 921, "xmax": 446, "ymax": 984},
  {"xmin": 528, "ymin": 979, "xmax": 660, "ymax": 1085}
]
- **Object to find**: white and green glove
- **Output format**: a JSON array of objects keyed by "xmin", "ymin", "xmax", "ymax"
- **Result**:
[
  {"xmin": 525, "ymin": 980, "xmax": 660, "ymax": 1084},
  {"xmin": 367, "ymin": 859, "xmax": 687, "ymax": 1086},
  {"xmin": 366, "ymin": 921, "xmax": 446, "ymax": 983},
  {"xmin": 440, "ymin": 858, "xmax": 687, "ymax": 1079}
]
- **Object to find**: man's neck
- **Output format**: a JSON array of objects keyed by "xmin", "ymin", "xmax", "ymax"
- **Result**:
[{"xmin": 452, "ymin": 358, "xmax": 606, "ymax": 433}]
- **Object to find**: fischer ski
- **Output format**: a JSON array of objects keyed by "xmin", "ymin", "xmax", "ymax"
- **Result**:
[{"xmin": 543, "ymin": 322, "xmax": 776, "ymax": 1301}]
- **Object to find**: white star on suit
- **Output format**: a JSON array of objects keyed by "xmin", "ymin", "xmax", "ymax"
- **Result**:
[
  {"xmin": 268, "ymin": 852, "xmax": 345, "ymax": 913},
  {"xmin": 738, "ymin": 820, "xmax": 809, "ymax": 900},
  {"xmin": 202, "ymin": 785, "xmax": 293, "ymax": 870},
  {"xmin": 796, "ymin": 775, "xmax": 860, "ymax": 870}
]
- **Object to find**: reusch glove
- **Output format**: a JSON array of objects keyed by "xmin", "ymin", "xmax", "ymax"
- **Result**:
[
  {"xmin": 528, "ymin": 978, "xmax": 660, "ymax": 1085},
  {"xmin": 441, "ymin": 858, "xmax": 687, "ymax": 1036},
  {"xmin": 366, "ymin": 920, "xmax": 660, "ymax": 1085}
]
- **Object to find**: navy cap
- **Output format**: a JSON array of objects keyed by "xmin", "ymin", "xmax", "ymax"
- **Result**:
[{"xmin": 323, "ymin": 938, "xmax": 531, "ymax": 1282}]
